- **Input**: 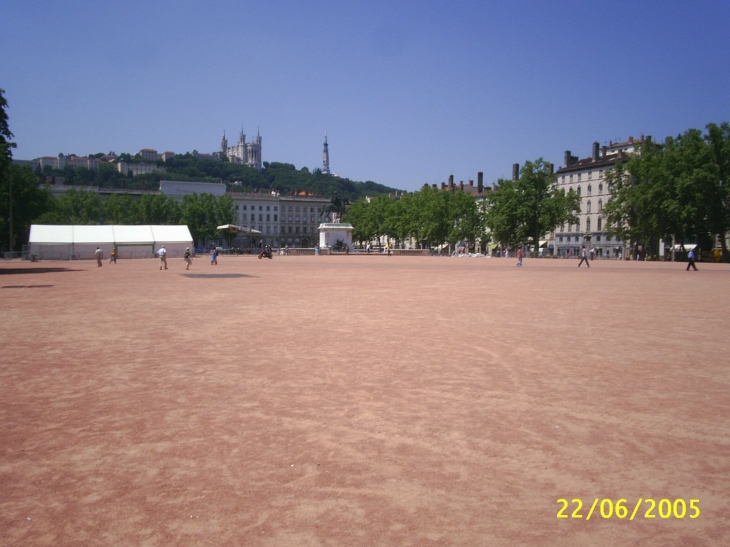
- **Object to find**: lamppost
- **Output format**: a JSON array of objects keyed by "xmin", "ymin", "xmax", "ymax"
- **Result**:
[{"xmin": 6, "ymin": 142, "xmax": 17, "ymax": 254}]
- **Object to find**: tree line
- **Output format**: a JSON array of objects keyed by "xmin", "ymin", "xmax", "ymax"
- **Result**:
[
  {"xmin": 37, "ymin": 155, "xmax": 399, "ymax": 202},
  {"xmin": 35, "ymin": 190, "xmax": 234, "ymax": 246},
  {"xmin": 344, "ymin": 159, "xmax": 580, "ymax": 252},
  {"xmin": 603, "ymin": 123, "xmax": 730, "ymax": 259}
]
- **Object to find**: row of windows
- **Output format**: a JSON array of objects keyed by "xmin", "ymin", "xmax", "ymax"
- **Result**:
[
  {"xmin": 245, "ymin": 214, "xmax": 318, "ymax": 223},
  {"xmin": 239, "ymin": 204, "xmax": 321, "ymax": 213},
  {"xmin": 562, "ymin": 169, "xmax": 604, "ymax": 183},
  {"xmin": 567, "ymin": 183, "xmax": 607, "ymax": 196},
  {"xmin": 244, "ymin": 226, "xmax": 313, "ymax": 235},
  {"xmin": 563, "ymin": 217, "xmax": 603, "ymax": 232},
  {"xmin": 558, "ymin": 234, "xmax": 613, "ymax": 243}
]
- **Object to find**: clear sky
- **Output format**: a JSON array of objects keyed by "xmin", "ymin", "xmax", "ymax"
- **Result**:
[{"xmin": 2, "ymin": 0, "xmax": 729, "ymax": 191}]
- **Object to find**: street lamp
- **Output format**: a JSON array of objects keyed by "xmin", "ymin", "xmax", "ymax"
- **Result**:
[{"xmin": 6, "ymin": 142, "xmax": 17, "ymax": 254}]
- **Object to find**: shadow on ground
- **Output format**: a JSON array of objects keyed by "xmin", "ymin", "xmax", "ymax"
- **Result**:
[
  {"xmin": 0, "ymin": 268, "xmax": 80, "ymax": 275},
  {"xmin": 180, "ymin": 273, "xmax": 257, "ymax": 279}
]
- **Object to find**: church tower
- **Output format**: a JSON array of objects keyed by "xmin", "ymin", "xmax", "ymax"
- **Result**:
[
  {"xmin": 220, "ymin": 131, "xmax": 228, "ymax": 160},
  {"xmin": 322, "ymin": 131, "xmax": 330, "ymax": 174}
]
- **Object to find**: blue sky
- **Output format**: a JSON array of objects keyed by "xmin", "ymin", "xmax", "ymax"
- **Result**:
[{"xmin": 2, "ymin": 0, "xmax": 729, "ymax": 191}]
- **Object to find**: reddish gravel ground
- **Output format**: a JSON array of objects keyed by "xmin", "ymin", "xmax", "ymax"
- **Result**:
[{"xmin": 1, "ymin": 255, "xmax": 728, "ymax": 547}]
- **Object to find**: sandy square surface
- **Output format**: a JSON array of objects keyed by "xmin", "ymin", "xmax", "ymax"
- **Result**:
[{"xmin": 1, "ymin": 255, "xmax": 728, "ymax": 546}]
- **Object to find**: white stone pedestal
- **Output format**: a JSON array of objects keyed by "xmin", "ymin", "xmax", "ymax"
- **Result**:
[{"xmin": 319, "ymin": 222, "xmax": 353, "ymax": 250}]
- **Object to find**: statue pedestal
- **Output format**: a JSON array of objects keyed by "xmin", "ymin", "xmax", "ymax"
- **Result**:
[{"xmin": 319, "ymin": 222, "xmax": 353, "ymax": 250}]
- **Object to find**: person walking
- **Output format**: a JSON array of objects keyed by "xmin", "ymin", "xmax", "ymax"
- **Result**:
[
  {"xmin": 686, "ymin": 248, "xmax": 698, "ymax": 271},
  {"xmin": 210, "ymin": 247, "xmax": 218, "ymax": 265},
  {"xmin": 95, "ymin": 247, "xmax": 103, "ymax": 267},
  {"xmin": 157, "ymin": 245, "xmax": 168, "ymax": 270},
  {"xmin": 577, "ymin": 246, "xmax": 590, "ymax": 268},
  {"xmin": 109, "ymin": 247, "xmax": 117, "ymax": 264},
  {"xmin": 516, "ymin": 246, "xmax": 523, "ymax": 267},
  {"xmin": 184, "ymin": 247, "xmax": 192, "ymax": 270}
]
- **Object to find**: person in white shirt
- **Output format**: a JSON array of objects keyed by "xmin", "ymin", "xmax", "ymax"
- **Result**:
[{"xmin": 157, "ymin": 246, "xmax": 168, "ymax": 270}]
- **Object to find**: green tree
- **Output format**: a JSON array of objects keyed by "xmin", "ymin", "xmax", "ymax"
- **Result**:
[
  {"xmin": 0, "ymin": 165, "xmax": 53, "ymax": 250},
  {"xmin": 484, "ymin": 159, "xmax": 579, "ymax": 251},
  {"xmin": 36, "ymin": 188, "xmax": 103, "ymax": 225}
]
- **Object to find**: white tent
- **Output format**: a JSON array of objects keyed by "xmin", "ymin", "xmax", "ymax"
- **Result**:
[{"xmin": 29, "ymin": 225, "xmax": 193, "ymax": 260}]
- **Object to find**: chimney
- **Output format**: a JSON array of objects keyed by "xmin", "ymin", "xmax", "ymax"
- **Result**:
[
  {"xmin": 512, "ymin": 163, "xmax": 520, "ymax": 181},
  {"xmin": 459, "ymin": 181, "xmax": 464, "ymax": 190},
  {"xmin": 449, "ymin": 174, "xmax": 454, "ymax": 188},
  {"xmin": 629, "ymin": 136, "xmax": 633, "ymax": 143},
  {"xmin": 441, "ymin": 182, "xmax": 446, "ymax": 189},
  {"xmin": 592, "ymin": 142, "xmax": 599, "ymax": 161},
  {"xmin": 477, "ymin": 172, "xmax": 484, "ymax": 193},
  {"xmin": 602, "ymin": 145, "xmax": 607, "ymax": 158},
  {"xmin": 564, "ymin": 151, "xmax": 572, "ymax": 167},
  {"xmin": 468, "ymin": 180, "xmax": 473, "ymax": 186},
  {"xmin": 432, "ymin": 183, "xmax": 437, "ymax": 188},
  {"xmin": 548, "ymin": 163, "xmax": 554, "ymax": 174}
]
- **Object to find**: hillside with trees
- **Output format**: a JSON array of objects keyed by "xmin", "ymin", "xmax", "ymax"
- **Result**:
[{"xmin": 39, "ymin": 153, "xmax": 400, "ymax": 202}]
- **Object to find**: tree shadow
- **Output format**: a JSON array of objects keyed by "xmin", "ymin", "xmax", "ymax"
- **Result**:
[{"xmin": 2, "ymin": 284, "xmax": 54, "ymax": 289}]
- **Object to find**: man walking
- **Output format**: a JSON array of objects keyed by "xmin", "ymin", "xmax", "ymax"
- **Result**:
[
  {"xmin": 158, "ymin": 245, "xmax": 168, "ymax": 270},
  {"xmin": 95, "ymin": 247, "xmax": 103, "ymax": 267},
  {"xmin": 516, "ymin": 246, "xmax": 523, "ymax": 267},
  {"xmin": 686, "ymin": 248, "xmax": 698, "ymax": 271},
  {"xmin": 577, "ymin": 246, "xmax": 590, "ymax": 268}
]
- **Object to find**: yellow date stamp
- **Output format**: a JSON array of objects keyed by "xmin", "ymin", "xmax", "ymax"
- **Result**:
[{"xmin": 557, "ymin": 498, "xmax": 700, "ymax": 520}]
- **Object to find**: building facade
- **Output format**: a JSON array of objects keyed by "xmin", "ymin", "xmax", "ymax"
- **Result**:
[
  {"xmin": 550, "ymin": 138, "xmax": 642, "ymax": 258},
  {"xmin": 221, "ymin": 129, "xmax": 262, "ymax": 170}
]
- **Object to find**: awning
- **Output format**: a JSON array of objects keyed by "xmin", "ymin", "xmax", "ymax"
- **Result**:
[
  {"xmin": 539, "ymin": 240, "xmax": 548, "ymax": 248},
  {"xmin": 216, "ymin": 224, "xmax": 262, "ymax": 235},
  {"xmin": 671, "ymin": 244, "xmax": 697, "ymax": 251},
  {"xmin": 489, "ymin": 244, "xmax": 499, "ymax": 250}
]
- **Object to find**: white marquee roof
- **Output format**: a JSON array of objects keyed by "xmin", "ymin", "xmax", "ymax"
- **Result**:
[{"xmin": 30, "ymin": 225, "xmax": 193, "ymax": 245}]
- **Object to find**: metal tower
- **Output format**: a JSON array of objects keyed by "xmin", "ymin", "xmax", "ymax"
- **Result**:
[{"xmin": 322, "ymin": 131, "xmax": 330, "ymax": 174}]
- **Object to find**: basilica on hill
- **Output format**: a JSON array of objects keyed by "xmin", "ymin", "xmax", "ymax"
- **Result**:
[{"xmin": 220, "ymin": 129, "xmax": 262, "ymax": 171}]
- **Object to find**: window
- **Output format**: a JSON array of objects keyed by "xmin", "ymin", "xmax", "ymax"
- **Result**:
[
  {"xmin": 266, "ymin": 214, "xmax": 270, "ymax": 221},
  {"xmin": 577, "ymin": 186, "xmax": 581, "ymax": 196},
  {"xmin": 310, "ymin": 215, "xmax": 314, "ymax": 222},
  {"xmin": 588, "ymin": 184, "xmax": 592, "ymax": 195},
  {"xmin": 310, "ymin": 208, "xmax": 314, "ymax": 213},
  {"xmin": 578, "ymin": 173, "xmax": 582, "ymax": 181},
  {"xmin": 266, "ymin": 226, "xmax": 271, "ymax": 234},
  {"xmin": 598, "ymin": 183, "xmax": 603, "ymax": 193},
  {"xmin": 289, "ymin": 206, "xmax": 293, "ymax": 212},
  {"xmin": 570, "ymin": 174, "xmax": 573, "ymax": 182},
  {"xmin": 243, "ymin": 205, "xmax": 247, "ymax": 210},
  {"xmin": 259, "ymin": 226, "xmax": 263, "ymax": 232},
  {"xmin": 587, "ymin": 200, "xmax": 591, "ymax": 213},
  {"xmin": 259, "ymin": 206, "xmax": 263, "ymax": 211},
  {"xmin": 596, "ymin": 235, "xmax": 601, "ymax": 242},
  {"xmin": 586, "ymin": 217, "xmax": 591, "ymax": 231},
  {"xmin": 259, "ymin": 214, "xmax": 263, "ymax": 221},
  {"xmin": 303, "ymin": 227, "xmax": 307, "ymax": 234},
  {"xmin": 598, "ymin": 199, "xmax": 602, "ymax": 212},
  {"xmin": 250, "ymin": 214, "xmax": 255, "ymax": 221},
  {"xmin": 575, "ymin": 235, "xmax": 579, "ymax": 242},
  {"xmin": 295, "ymin": 227, "xmax": 300, "ymax": 234},
  {"xmin": 597, "ymin": 217, "xmax": 602, "ymax": 231},
  {"xmin": 588, "ymin": 171, "xmax": 592, "ymax": 180},
  {"xmin": 559, "ymin": 236, "xmax": 563, "ymax": 242},
  {"xmin": 288, "ymin": 215, "xmax": 292, "ymax": 222},
  {"xmin": 288, "ymin": 227, "xmax": 292, "ymax": 234},
  {"xmin": 274, "ymin": 214, "xmax": 278, "ymax": 221},
  {"xmin": 568, "ymin": 223, "xmax": 572, "ymax": 232},
  {"xmin": 295, "ymin": 216, "xmax": 299, "ymax": 222},
  {"xmin": 295, "ymin": 207, "xmax": 300, "ymax": 212},
  {"xmin": 274, "ymin": 206, "xmax": 278, "ymax": 211},
  {"xmin": 266, "ymin": 205, "xmax": 270, "ymax": 211}
]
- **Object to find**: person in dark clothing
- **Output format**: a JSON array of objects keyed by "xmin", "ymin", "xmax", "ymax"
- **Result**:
[{"xmin": 686, "ymin": 249, "xmax": 698, "ymax": 271}]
